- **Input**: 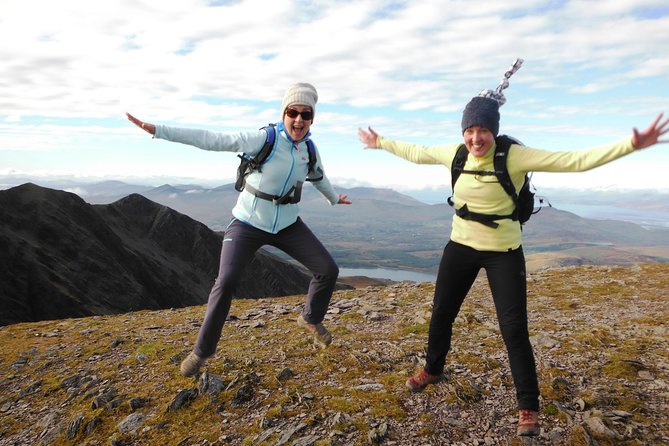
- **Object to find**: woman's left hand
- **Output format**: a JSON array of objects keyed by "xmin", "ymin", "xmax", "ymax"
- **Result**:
[
  {"xmin": 632, "ymin": 113, "xmax": 669, "ymax": 150},
  {"xmin": 337, "ymin": 194, "xmax": 352, "ymax": 205}
]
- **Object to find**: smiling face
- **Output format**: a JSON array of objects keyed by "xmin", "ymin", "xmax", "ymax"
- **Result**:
[
  {"xmin": 282, "ymin": 105, "xmax": 313, "ymax": 141},
  {"xmin": 463, "ymin": 126, "xmax": 495, "ymax": 157}
]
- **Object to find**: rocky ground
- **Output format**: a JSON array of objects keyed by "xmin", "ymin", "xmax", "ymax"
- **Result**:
[{"xmin": 1, "ymin": 264, "xmax": 668, "ymax": 446}]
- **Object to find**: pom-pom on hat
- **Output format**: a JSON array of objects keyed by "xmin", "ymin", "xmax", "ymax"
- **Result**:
[
  {"xmin": 461, "ymin": 58, "xmax": 523, "ymax": 136},
  {"xmin": 281, "ymin": 82, "xmax": 318, "ymax": 119}
]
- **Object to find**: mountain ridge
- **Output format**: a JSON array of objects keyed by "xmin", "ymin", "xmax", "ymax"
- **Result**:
[
  {"xmin": 0, "ymin": 183, "xmax": 348, "ymax": 326},
  {"xmin": 3, "ymin": 179, "xmax": 669, "ymax": 273}
]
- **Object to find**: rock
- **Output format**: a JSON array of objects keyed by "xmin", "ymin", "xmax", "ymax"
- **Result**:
[
  {"xmin": 36, "ymin": 411, "xmax": 63, "ymax": 446},
  {"xmin": 117, "ymin": 412, "xmax": 146, "ymax": 435},
  {"xmin": 638, "ymin": 370, "xmax": 654, "ymax": 380},
  {"xmin": 249, "ymin": 319, "xmax": 266, "ymax": 328},
  {"xmin": 60, "ymin": 374, "xmax": 83, "ymax": 390},
  {"xmin": 444, "ymin": 417, "xmax": 466, "ymax": 428},
  {"xmin": 353, "ymin": 383, "xmax": 385, "ymax": 391},
  {"xmin": 275, "ymin": 422, "xmax": 307, "ymax": 445},
  {"xmin": 292, "ymin": 434, "xmax": 321, "ymax": 446},
  {"xmin": 18, "ymin": 380, "xmax": 43, "ymax": 398},
  {"xmin": 167, "ymin": 389, "xmax": 198, "ymax": 411},
  {"xmin": 65, "ymin": 413, "xmax": 84, "ymax": 440},
  {"xmin": 530, "ymin": 334, "xmax": 560, "ymax": 349},
  {"xmin": 91, "ymin": 389, "xmax": 118, "ymax": 409},
  {"xmin": 129, "ymin": 397, "xmax": 148, "ymax": 411},
  {"xmin": 83, "ymin": 416, "xmax": 102, "ymax": 435},
  {"xmin": 368, "ymin": 422, "xmax": 389, "ymax": 444},
  {"xmin": 231, "ymin": 383, "xmax": 254, "ymax": 407},
  {"xmin": 584, "ymin": 415, "xmax": 621, "ymax": 440},
  {"xmin": 277, "ymin": 367, "xmax": 295, "ymax": 381},
  {"xmin": 198, "ymin": 372, "xmax": 225, "ymax": 398}
]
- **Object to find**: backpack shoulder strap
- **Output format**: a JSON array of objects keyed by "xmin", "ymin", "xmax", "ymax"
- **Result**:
[
  {"xmin": 252, "ymin": 123, "xmax": 277, "ymax": 168},
  {"xmin": 234, "ymin": 124, "xmax": 277, "ymax": 192},
  {"xmin": 304, "ymin": 139, "xmax": 323, "ymax": 182},
  {"xmin": 306, "ymin": 139, "xmax": 316, "ymax": 170},
  {"xmin": 448, "ymin": 144, "xmax": 469, "ymax": 206},
  {"xmin": 451, "ymin": 144, "xmax": 469, "ymax": 189},
  {"xmin": 492, "ymin": 135, "xmax": 518, "ymax": 202}
]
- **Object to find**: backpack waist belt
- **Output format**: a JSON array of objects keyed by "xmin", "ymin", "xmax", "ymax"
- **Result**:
[
  {"xmin": 455, "ymin": 203, "xmax": 518, "ymax": 229},
  {"xmin": 244, "ymin": 181, "xmax": 304, "ymax": 205}
]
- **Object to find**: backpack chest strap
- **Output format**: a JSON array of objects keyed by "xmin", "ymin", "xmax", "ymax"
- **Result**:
[
  {"xmin": 244, "ymin": 181, "xmax": 304, "ymax": 205},
  {"xmin": 455, "ymin": 203, "xmax": 518, "ymax": 228}
]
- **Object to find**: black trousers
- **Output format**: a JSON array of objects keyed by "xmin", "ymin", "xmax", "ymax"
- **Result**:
[
  {"xmin": 193, "ymin": 217, "xmax": 339, "ymax": 358},
  {"xmin": 425, "ymin": 240, "xmax": 539, "ymax": 411}
]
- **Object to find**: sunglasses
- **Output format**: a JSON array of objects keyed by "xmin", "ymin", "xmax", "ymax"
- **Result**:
[{"xmin": 284, "ymin": 108, "xmax": 313, "ymax": 121}]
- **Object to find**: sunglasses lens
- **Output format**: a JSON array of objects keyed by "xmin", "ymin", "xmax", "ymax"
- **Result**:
[{"xmin": 285, "ymin": 108, "xmax": 313, "ymax": 120}]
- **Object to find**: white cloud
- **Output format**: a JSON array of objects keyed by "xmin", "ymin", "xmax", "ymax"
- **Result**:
[{"xmin": 0, "ymin": 0, "xmax": 668, "ymax": 190}]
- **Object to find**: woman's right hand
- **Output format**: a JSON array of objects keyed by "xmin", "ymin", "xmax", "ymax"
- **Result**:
[
  {"xmin": 358, "ymin": 126, "xmax": 380, "ymax": 149},
  {"xmin": 126, "ymin": 112, "xmax": 156, "ymax": 135}
]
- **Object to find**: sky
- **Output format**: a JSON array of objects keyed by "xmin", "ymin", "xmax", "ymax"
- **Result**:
[{"xmin": 2, "ymin": 0, "xmax": 669, "ymax": 196}]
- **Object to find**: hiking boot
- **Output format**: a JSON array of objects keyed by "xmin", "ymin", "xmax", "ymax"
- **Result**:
[
  {"xmin": 297, "ymin": 315, "xmax": 332, "ymax": 348},
  {"xmin": 406, "ymin": 369, "xmax": 442, "ymax": 392},
  {"xmin": 517, "ymin": 409, "xmax": 540, "ymax": 436},
  {"xmin": 180, "ymin": 352, "xmax": 206, "ymax": 377}
]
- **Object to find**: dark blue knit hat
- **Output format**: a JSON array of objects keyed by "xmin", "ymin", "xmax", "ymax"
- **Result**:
[
  {"xmin": 461, "ymin": 96, "xmax": 500, "ymax": 136},
  {"xmin": 461, "ymin": 58, "xmax": 524, "ymax": 136}
]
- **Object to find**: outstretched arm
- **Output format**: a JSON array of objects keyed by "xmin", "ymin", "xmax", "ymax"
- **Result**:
[
  {"xmin": 357, "ymin": 126, "xmax": 447, "ymax": 165},
  {"xmin": 632, "ymin": 113, "xmax": 669, "ymax": 150},
  {"xmin": 126, "ymin": 112, "xmax": 156, "ymax": 136},
  {"xmin": 358, "ymin": 127, "xmax": 380, "ymax": 149}
]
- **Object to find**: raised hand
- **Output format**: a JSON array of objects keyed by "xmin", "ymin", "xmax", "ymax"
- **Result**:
[
  {"xmin": 632, "ymin": 113, "xmax": 669, "ymax": 150},
  {"xmin": 126, "ymin": 112, "xmax": 156, "ymax": 135},
  {"xmin": 358, "ymin": 126, "xmax": 380, "ymax": 149},
  {"xmin": 337, "ymin": 194, "xmax": 352, "ymax": 205}
]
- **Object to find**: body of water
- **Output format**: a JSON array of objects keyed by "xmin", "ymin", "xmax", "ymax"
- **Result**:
[
  {"xmin": 339, "ymin": 267, "xmax": 436, "ymax": 283},
  {"xmin": 556, "ymin": 203, "xmax": 669, "ymax": 229}
]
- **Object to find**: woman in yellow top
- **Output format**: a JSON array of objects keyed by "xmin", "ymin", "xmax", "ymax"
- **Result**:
[{"xmin": 358, "ymin": 59, "xmax": 668, "ymax": 437}]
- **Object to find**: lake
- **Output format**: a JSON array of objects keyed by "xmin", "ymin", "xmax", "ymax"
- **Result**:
[
  {"xmin": 339, "ymin": 267, "xmax": 436, "ymax": 283},
  {"xmin": 556, "ymin": 203, "xmax": 669, "ymax": 229}
]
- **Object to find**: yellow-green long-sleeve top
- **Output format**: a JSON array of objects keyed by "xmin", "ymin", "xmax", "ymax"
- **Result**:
[{"xmin": 377, "ymin": 136, "xmax": 636, "ymax": 252}]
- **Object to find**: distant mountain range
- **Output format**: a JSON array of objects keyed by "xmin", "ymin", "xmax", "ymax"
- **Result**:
[
  {"xmin": 0, "ymin": 183, "xmax": 352, "ymax": 326},
  {"xmin": 3, "ymin": 179, "xmax": 668, "ymax": 274}
]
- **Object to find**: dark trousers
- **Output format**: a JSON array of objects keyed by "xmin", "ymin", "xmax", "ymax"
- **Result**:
[
  {"xmin": 193, "ymin": 217, "xmax": 339, "ymax": 358},
  {"xmin": 425, "ymin": 240, "xmax": 539, "ymax": 411}
]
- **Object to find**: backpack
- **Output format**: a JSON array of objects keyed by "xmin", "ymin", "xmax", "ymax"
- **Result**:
[
  {"xmin": 448, "ymin": 135, "xmax": 542, "ymax": 228},
  {"xmin": 234, "ymin": 124, "xmax": 322, "ymax": 204}
]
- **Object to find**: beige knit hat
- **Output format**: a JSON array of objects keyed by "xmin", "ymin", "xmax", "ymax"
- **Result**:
[{"xmin": 281, "ymin": 82, "xmax": 318, "ymax": 118}]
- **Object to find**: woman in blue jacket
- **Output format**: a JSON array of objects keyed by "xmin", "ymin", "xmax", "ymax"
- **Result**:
[{"xmin": 127, "ymin": 83, "xmax": 351, "ymax": 377}]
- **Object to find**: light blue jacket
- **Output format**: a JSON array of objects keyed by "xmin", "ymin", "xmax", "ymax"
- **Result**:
[{"xmin": 155, "ymin": 122, "xmax": 339, "ymax": 233}]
